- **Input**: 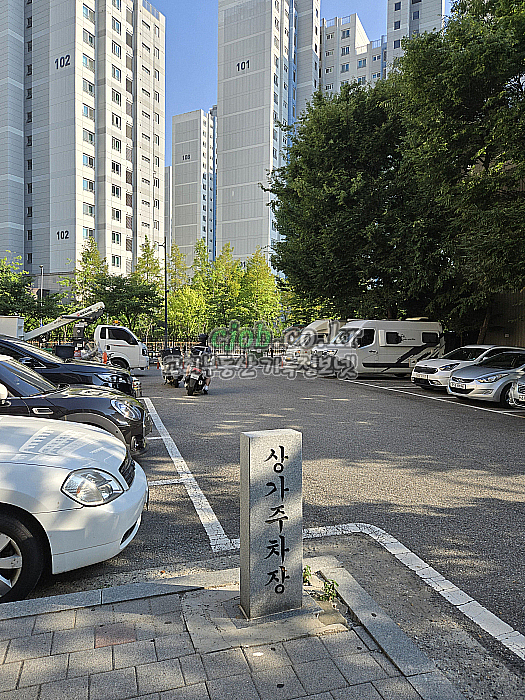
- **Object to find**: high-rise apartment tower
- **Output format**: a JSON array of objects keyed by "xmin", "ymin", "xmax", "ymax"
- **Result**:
[{"xmin": 0, "ymin": 0, "xmax": 165, "ymax": 293}]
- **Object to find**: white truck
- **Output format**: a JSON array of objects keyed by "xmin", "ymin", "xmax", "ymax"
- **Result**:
[
  {"xmin": 310, "ymin": 318, "xmax": 444, "ymax": 378},
  {"xmin": 283, "ymin": 319, "xmax": 342, "ymax": 367},
  {"xmin": 0, "ymin": 303, "xmax": 149, "ymax": 371}
]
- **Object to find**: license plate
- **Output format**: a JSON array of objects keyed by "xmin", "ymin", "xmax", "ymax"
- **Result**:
[
  {"xmin": 190, "ymin": 372, "xmax": 200, "ymax": 379},
  {"xmin": 450, "ymin": 381, "xmax": 466, "ymax": 390},
  {"xmin": 413, "ymin": 373, "xmax": 428, "ymax": 380}
]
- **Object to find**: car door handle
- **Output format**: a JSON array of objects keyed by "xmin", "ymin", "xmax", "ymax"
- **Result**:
[
  {"xmin": 368, "ymin": 350, "xmax": 378, "ymax": 354},
  {"xmin": 32, "ymin": 407, "xmax": 54, "ymax": 415}
]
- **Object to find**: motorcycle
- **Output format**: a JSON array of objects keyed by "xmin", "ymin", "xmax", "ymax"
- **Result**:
[
  {"xmin": 184, "ymin": 356, "xmax": 208, "ymax": 396},
  {"xmin": 159, "ymin": 348, "xmax": 184, "ymax": 388}
]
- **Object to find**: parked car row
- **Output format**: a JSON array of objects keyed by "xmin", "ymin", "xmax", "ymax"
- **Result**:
[{"xmin": 411, "ymin": 345, "xmax": 525, "ymax": 407}]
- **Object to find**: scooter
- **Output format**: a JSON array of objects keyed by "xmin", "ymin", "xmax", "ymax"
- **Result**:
[
  {"xmin": 159, "ymin": 348, "xmax": 184, "ymax": 387},
  {"xmin": 184, "ymin": 359, "xmax": 207, "ymax": 396}
]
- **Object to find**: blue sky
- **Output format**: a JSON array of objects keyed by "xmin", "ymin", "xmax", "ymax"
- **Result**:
[{"xmin": 153, "ymin": 1, "xmax": 451, "ymax": 164}]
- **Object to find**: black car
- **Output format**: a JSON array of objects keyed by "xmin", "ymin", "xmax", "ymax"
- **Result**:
[
  {"xmin": 0, "ymin": 355, "xmax": 151, "ymax": 453},
  {"xmin": 0, "ymin": 335, "xmax": 138, "ymax": 397}
]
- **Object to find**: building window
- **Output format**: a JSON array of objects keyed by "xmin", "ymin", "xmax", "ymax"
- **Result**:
[
  {"xmin": 83, "ymin": 178, "xmax": 95, "ymax": 192},
  {"xmin": 112, "ymin": 231, "xmax": 121, "ymax": 244},
  {"xmin": 154, "ymin": 112, "xmax": 160, "ymax": 123},
  {"xmin": 83, "ymin": 79, "xmax": 95, "ymax": 96},
  {"xmin": 394, "ymin": 20, "xmax": 401, "ymax": 30},
  {"xmin": 142, "ymin": 19, "xmax": 150, "ymax": 30},
  {"xmin": 142, "ymin": 42, "xmax": 151, "ymax": 52},
  {"xmin": 154, "ymin": 220, "xmax": 159, "ymax": 230},
  {"xmin": 154, "ymin": 47, "xmax": 160, "ymax": 59},
  {"xmin": 325, "ymin": 66, "xmax": 333, "ymax": 73},
  {"xmin": 154, "ymin": 24, "xmax": 159, "ymax": 36},
  {"xmin": 325, "ymin": 83, "xmax": 333, "ymax": 90},
  {"xmin": 27, "ymin": 230, "xmax": 32, "ymax": 240},
  {"xmin": 26, "ymin": 207, "xmax": 32, "ymax": 218},
  {"xmin": 413, "ymin": 10, "xmax": 420, "ymax": 18},
  {"xmin": 112, "ymin": 0, "xmax": 121, "ymax": 8},
  {"xmin": 83, "ymin": 29, "xmax": 95, "ymax": 47},
  {"xmin": 112, "ymin": 89, "xmax": 121, "ymax": 105},
  {"xmin": 83, "ymin": 227, "xmax": 95, "ymax": 239},
  {"xmin": 341, "ymin": 46, "xmax": 349, "ymax": 56},
  {"xmin": 112, "ymin": 161, "xmax": 121, "ymax": 174},
  {"xmin": 112, "ymin": 184, "xmax": 121, "ymax": 198},
  {"xmin": 26, "ymin": 112, "xmax": 32, "ymax": 123},
  {"xmin": 394, "ymin": 39, "xmax": 401, "ymax": 48},
  {"xmin": 154, "ymin": 199, "xmax": 159, "ymax": 208},
  {"xmin": 83, "ymin": 54, "xmax": 95, "ymax": 71},
  {"xmin": 27, "ymin": 253, "xmax": 32, "ymax": 264},
  {"xmin": 27, "ymin": 64, "xmax": 32, "ymax": 75},
  {"xmin": 412, "ymin": 0, "xmax": 421, "ymax": 3},
  {"xmin": 83, "ymin": 129, "xmax": 95, "ymax": 144},
  {"xmin": 112, "ymin": 208, "xmax": 121, "ymax": 221},
  {"xmin": 112, "ymin": 41, "xmax": 121, "ymax": 57},
  {"xmin": 26, "ymin": 88, "xmax": 32, "ymax": 99},
  {"xmin": 341, "ymin": 63, "xmax": 349, "ymax": 73},
  {"xmin": 154, "ymin": 91, "xmax": 160, "ymax": 102},
  {"xmin": 357, "ymin": 76, "xmax": 366, "ymax": 85},
  {"xmin": 142, "ymin": 64, "xmax": 150, "ymax": 75},
  {"xmin": 154, "ymin": 69, "xmax": 159, "ymax": 80},
  {"xmin": 27, "ymin": 16, "xmax": 32, "ymax": 28},
  {"xmin": 27, "ymin": 160, "xmax": 32, "ymax": 170},
  {"xmin": 27, "ymin": 41, "xmax": 32, "ymax": 52},
  {"xmin": 112, "ymin": 113, "xmax": 122, "ymax": 128},
  {"xmin": 112, "ymin": 65, "xmax": 121, "ymax": 81},
  {"xmin": 112, "ymin": 255, "xmax": 121, "ymax": 267},
  {"xmin": 394, "ymin": 1, "xmax": 401, "ymax": 9},
  {"xmin": 83, "ymin": 153, "xmax": 95, "ymax": 168},
  {"xmin": 154, "ymin": 156, "xmax": 159, "ymax": 166},
  {"xmin": 372, "ymin": 72, "xmax": 381, "ymax": 79},
  {"xmin": 357, "ymin": 58, "xmax": 367, "ymax": 68},
  {"xmin": 112, "ymin": 137, "xmax": 121, "ymax": 152},
  {"xmin": 82, "ymin": 104, "xmax": 95, "ymax": 119},
  {"xmin": 153, "ymin": 177, "xmax": 159, "ymax": 187},
  {"xmin": 142, "ymin": 110, "xmax": 150, "ymax": 119},
  {"xmin": 142, "ymin": 133, "xmax": 150, "ymax": 141},
  {"xmin": 112, "ymin": 17, "xmax": 121, "ymax": 34},
  {"xmin": 83, "ymin": 4, "xmax": 95, "ymax": 22},
  {"xmin": 341, "ymin": 29, "xmax": 350, "ymax": 39},
  {"xmin": 27, "ymin": 184, "xmax": 32, "ymax": 196},
  {"xmin": 83, "ymin": 202, "xmax": 95, "ymax": 216},
  {"xmin": 373, "ymin": 54, "xmax": 381, "ymax": 61},
  {"xmin": 326, "ymin": 32, "xmax": 333, "ymax": 40}
]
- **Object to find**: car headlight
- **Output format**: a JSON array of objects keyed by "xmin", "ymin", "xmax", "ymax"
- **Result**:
[
  {"xmin": 438, "ymin": 363, "xmax": 459, "ymax": 371},
  {"xmin": 62, "ymin": 469, "xmax": 124, "ymax": 506},
  {"xmin": 477, "ymin": 373, "xmax": 508, "ymax": 383},
  {"xmin": 325, "ymin": 349, "xmax": 338, "ymax": 356},
  {"xmin": 97, "ymin": 373, "xmax": 119, "ymax": 382},
  {"xmin": 111, "ymin": 399, "xmax": 143, "ymax": 421}
]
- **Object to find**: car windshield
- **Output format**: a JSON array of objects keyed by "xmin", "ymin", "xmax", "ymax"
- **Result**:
[
  {"xmin": 477, "ymin": 353, "xmax": 525, "ymax": 370},
  {"xmin": 1, "ymin": 338, "xmax": 61, "ymax": 364},
  {"xmin": 0, "ymin": 358, "xmax": 57, "ymax": 397},
  {"xmin": 332, "ymin": 328, "xmax": 359, "ymax": 345},
  {"xmin": 443, "ymin": 347, "xmax": 486, "ymax": 361}
]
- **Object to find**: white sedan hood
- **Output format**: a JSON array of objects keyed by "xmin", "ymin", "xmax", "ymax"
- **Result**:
[{"xmin": 0, "ymin": 415, "xmax": 126, "ymax": 472}]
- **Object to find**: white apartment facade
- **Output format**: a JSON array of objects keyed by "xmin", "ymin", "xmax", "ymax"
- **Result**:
[
  {"xmin": 216, "ymin": 0, "xmax": 320, "ymax": 264},
  {"xmin": 0, "ymin": 0, "xmax": 165, "ymax": 293},
  {"xmin": 171, "ymin": 107, "xmax": 217, "ymax": 267}
]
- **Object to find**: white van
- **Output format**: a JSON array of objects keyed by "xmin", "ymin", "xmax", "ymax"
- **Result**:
[
  {"xmin": 283, "ymin": 319, "xmax": 342, "ymax": 367},
  {"xmin": 310, "ymin": 319, "xmax": 444, "ymax": 378},
  {"xmin": 94, "ymin": 325, "xmax": 149, "ymax": 371}
]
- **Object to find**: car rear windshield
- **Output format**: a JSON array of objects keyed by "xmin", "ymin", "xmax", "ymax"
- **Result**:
[
  {"xmin": 2, "ymin": 338, "xmax": 62, "ymax": 364},
  {"xmin": 443, "ymin": 347, "xmax": 486, "ymax": 361},
  {"xmin": 477, "ymin": 353, "xmax": 525, "ymax": 369},
  {"xmin": 0, "ymin": 359, "xmax": 57, "ymax": 397}
]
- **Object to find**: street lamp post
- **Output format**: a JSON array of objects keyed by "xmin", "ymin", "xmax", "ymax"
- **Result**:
[
  {"xmin": 156, "ymin": 239, "xmax": 169, "ymax": 350},
  {"xmin": 39, "ymin": 265, "xmax": 44, "ymax": 327}
]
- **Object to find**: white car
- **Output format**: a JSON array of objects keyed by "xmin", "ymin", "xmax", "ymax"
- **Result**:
[
  {"xmin": 0, "ymin": 413, "xmax": 148, "ymax": 602},
  {"xmin": 411, "ymin": 345, "xmax": 524, "ymax": 390}
]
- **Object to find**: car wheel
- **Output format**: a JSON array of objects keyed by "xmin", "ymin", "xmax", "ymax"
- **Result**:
[
  {"xmin": 499, "ymin": 385, "xmax": 512, "ymax": 408},
  {"xmin": 110, "ymin": 358, "xmax": 129, "ymax": 370},
  {"xmin": 0, "ymin": 514, "xmax": 44, "ymax": 603}
]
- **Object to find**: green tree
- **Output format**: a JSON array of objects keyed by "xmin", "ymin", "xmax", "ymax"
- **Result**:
[
  {"xmin": 238, "ymin": 248, "xmax": 281, "ymax": 325},
  {"xmin": 72, "ymin": 237, "xmax": 108, "ymax": 306},
  {"xmin": 167, "ymin": 286, "xmax": 207, "ymax": 338},
  {"xmin": 134, "ymin": 236, "xmax": 163, "ymax": 290},
  {"xmin": 0, "ymin": 257, "xmax": 38, "ymax": 317},
  {"xmin": 167, "ymin": 243, "xmax": 189, "ymax": 292},
  {"xmin": 92, "ymin": 273, "xmax": 161, "ymax": 332},
  {"xmin": 207, "ymin": 243, "xmax": 244, "ymax": 327}
]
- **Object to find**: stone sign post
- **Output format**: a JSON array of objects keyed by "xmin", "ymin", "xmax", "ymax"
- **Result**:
[{"xmin": 240, "ymin": 429, "xmax": 303, "ymax": 619}]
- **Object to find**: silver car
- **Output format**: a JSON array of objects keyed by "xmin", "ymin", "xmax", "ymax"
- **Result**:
[
  {"xmin": 447, "ymin": 351, "xmax": 525, "ymax": 407},
  {"xmin": 411, "ymin": 345, "xmax": 523, "ymax": 390}
]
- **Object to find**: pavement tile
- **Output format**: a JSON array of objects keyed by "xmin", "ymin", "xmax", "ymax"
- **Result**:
[
  {"xmin": 206, "ymin": 673, "xmax": 260, "ymax": 700},
  {"xmin": 0, "ymin": 662, "xmax": 22, "ymax": 692},
  {"xmin": 39, "ymin": 674, "xmax": 88, "ymax": 700},
  {"xmin": 154, "ymin": 632, "xmax": 194, "ymax": 661},
  {"xmin": 0, "ymin": 619, "xmax": 35, "ymax": 643},
  {"xmin": 0, "ymin": 687, "xmax": 39, "ymax": 700},
  {"xmin": 95, "ymin": 623, "xmax": 136, "ymax": 648},
  {"xmin": 372, "ymin": 676, "xmax": 422, "ymax": 699},
  {"xmin": 5, "ymin": 633, "xmax": 52, "ymax": 663},
  {"xmin": 51, "ymin": 626, "xmax": 94, "ymax": 655},
  {"xmin": 160, "ymin": 682, "xmax": 210, "ymax": 699},
  {"xmin": 113, "ymin": 639, "xmax": 157, "ymax": 669},
  {"xmin": 89, "ymin": 666, "xmax": 138, "ymax": 700},
  {"xmin": 408, "ymin": 670, "xmax": 465, "ymax": 700},
  {"xmin": 74, "ymin": 605, "xmax": 115, "ymax": 629},
  {"xmin": 283, "ymin": 636, "xmax": 330, "ymax": 664},
  {"xmin": 251, "ymin": 665, "xmax": 307, "ymax": 700},
  {"xmin": 32, "ymin": 610, "xmax": 76, "ymax": 634},
  {"xmin": 201, "ymin": 648, "xmax": 251, "ymax": 680},
  {"xmin": 149, "ymin": 595, "xmax": 183, "ymax": 616},
  {"xmin": 67, "ymin": 646, "xmax": 113, "ymax": 678},
  {"xmin": 136, "ymin": 658, "xmax": 184, "ymax": 695},
  {"xmin": 112, "ymin": 598, "xmax": 152, "ymax": 618},
  {"xmin": 242, "ymin": 642, "xmax": 291, "ymax": 672},
  {"xmin": 0, "ymin": 641, "xmax": 7, "ymax": 664},
  {"xmin": 354, "ymin": 628, "xmax": 380, "ymax": 652},
  {"xmin": 179, "ymin": 653, "xmax": 207, "ymax": 685},
  {"xmin": 331, "ymin": 684, "xmax": 383, "ymax": 700},
  {"xmin": 151, "ymin": 614, "xmax": 185, "ymax": 636},
  {"xmin": 18, "ymin": 653, "xmax": 68, "ymax": 687},
  {"xmin": 320, "ymin": 630, "xmax": 370, "ymax": 657},
  {"xmin": 293, "ymin": 658, "xmax": 347, "ymax": 695},
  {"xmin": 333, "ymin": 652, "xmax": 389, "ymax": 686}
]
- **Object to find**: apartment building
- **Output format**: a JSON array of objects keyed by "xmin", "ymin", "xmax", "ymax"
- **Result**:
[
  {"xmin": 389, "ymin": 0, "xmax": 445, "ymax": 63},
  {"xmin": 171, "ymin": 107, "xmax": 217, "ymax": 267},
  {"xmin": 0, "ymin": 0, "xmax": 165, "ymax": 293},
  {"xmin": 215, "ymin": 0, "xmax": 320, "ymax": 264}
]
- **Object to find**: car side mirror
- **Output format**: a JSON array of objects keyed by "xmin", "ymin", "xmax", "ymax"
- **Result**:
[{"xmin": 18, "ymin": 356, "xmax": 34, "ymax": 367}]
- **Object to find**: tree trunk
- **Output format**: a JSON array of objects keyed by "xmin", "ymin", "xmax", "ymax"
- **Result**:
[{"xmin": 477, "ymin": 306, "xmax": 491, "ymax": 344}]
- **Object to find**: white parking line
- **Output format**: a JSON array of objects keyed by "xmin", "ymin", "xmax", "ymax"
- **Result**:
[
  {"xmin": 148, "ymin": 478, "xmax": 184, "ymax": 486},
  {"xmin": 344, "ymin": 380, "xmax": 525, "ymax": 417},
  {"xmin": 144, "ymin": 398, "xmax": 235, "ymax": 553}
]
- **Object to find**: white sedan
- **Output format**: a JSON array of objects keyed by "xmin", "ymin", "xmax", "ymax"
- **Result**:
[
  {"xmin": 0, "ymin": 413, "xmax": 148, "ymax": 602},
  {"xmin": 411, "ymin": 345, "xmax": 524, "ymax": 390}
]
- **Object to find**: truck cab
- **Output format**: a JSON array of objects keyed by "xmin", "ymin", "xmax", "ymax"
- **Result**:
[{"xmin": 94, "ymin": 325, "xmax": 149, "ymax": 371}]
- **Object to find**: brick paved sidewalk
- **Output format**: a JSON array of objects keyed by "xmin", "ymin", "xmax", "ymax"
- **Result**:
[{"xmin": 0, "ymin": 557, "xmax": 463, "ymax": 700}]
